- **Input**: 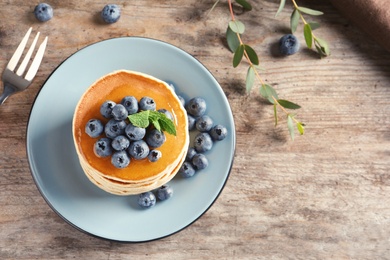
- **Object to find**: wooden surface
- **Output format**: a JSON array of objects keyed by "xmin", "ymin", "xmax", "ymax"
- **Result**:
[{"xmin": 1, "ymin": 0, "xmax": 389, "ymax": 259}]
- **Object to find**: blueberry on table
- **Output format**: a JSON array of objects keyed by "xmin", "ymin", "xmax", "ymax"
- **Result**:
[
  {"xmin": 121, "ymin": 96, "xmax": 138, "ymax": 115},
  {"xmin": 94, "ymin": 138, "xmax": 113, "ymax": 158},
  {"xmin": 209, "ymin": 124, "xmax": 228, "ymax": 141},
  {"xmin": 279, "ymin": 34, "xmax": 300, "ymax": 56},
  {"xmin": 187, "ymin": 115, "xmax": 196, "ymax": 131},
  {"xmin": 145, "ymin": 129, "xmax": 166, "ymax": 148},
  {"xmin": 195, "ymin": 115, "xmax": 213, "ymax": 132},
  {"xmin": 85, "ymin": 119, "xmax": 104, "ymax": 138},
  {"xmin": 194, "ymin": 132, "xmax": 213, "ymax": 153},
  {"xmin": 179, "ymin": 161, "xmax": 196, "ymax": 178},
  {"xmin": 139, "ymin": 96, "xmax": 156, "ymax": 111},
  {"xmin": 104, "ymin": 119, "xmax": 126, "ymax": 139},
  {"xmin": 186, "ymin": 97, "xmax": 207, "ymax": 117},
  {"xmin": 138, "ymin": 192, "xmax": 156, "ymax": 209},
  {"xmin": 101, "ymin": 4, "xmax": 121, "ymax": 24},
  {"xmin": 111, "ymin": 151, "xmax": 130, "ymax": 168},
  {"xmin": 125, "ymin": 123, "xmax": 146, "ymax": 141},
  {"xmin": 192, "ymin": 154, "xmax": 209, "ymax": 170},
  {"xmin": 148, "ymin": 149, "xmax": 162, "ymax": 162},
  {"xmin": 186, "ymin": 147, "xmax": 197, "ymax": 161},
  {"xmin": 111, "ymin": 135, "xmax": 130, "ymax": 151},
  {"xmin": 100, "ymin": 100, "xmax": 116, "ymax": 119},
  {"xmin": 34, "ymin": 3, "xmax": 53, "ymax": 22},
  {"xmin": 128, "ymin": 140, "xmax": 149, "ymax": 160},
  {"xmin": 157, "ymin": 185, "xmax": 173, "ymax": 201}
]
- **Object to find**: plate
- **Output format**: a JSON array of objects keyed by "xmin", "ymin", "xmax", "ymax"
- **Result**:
[{"xmin": 26, "ymin": 37, "xmax": 236, "ymax": 242}]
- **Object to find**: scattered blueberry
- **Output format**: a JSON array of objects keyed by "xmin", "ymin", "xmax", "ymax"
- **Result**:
[
  {"xmin": 145, "ymin": 129, "xmax": 166, "ymax": 148},
  {"xmin": 139, "ymin": 96, "xmax": 156, "ymax": 111},
  {"xmin": 157, "ymin": 185, "xmax": 173, "ymax": 201},
  {"xmin": 125, "ymin": 123, "xmax": 146, "ymax": 141},
  {"xmin": 187, "ymin": 115, "xmax": 196, "ymax": 131},
  {"xmin": 111, "ymin": 104, "xmax": 128, "ymax": 121},
  {"xmin": 111, "ymin": 135, "xmax": 130, "ymax": 151},
  {"xmin": 34, "ymin": 3, "xmax": 53, "ymax": 22},
  {"xmin": 194, "ymin": 132, "xmax": 213, "ymax": 153},
  {"xmin": 100, "ymin": 100, "xmax": 116, "ymax": 118},
  {"xmin": 101, "ymin": 4, "xmax": 121, "ymax": 24},
  {"xmin": 186, "ymin": 147, "xmax": 197, "ymax": 161},
  {"xmin": 195, "ymin": 115, "xmax": 213, "ymax": 132},
  {"xmin": 279, "ymin": 34, "xmax": 300, "ymax": 56},
  {"xmin": 94, "ymin": 138, "xmax": 113, "ymax": 158},
  {"xmin": 192, "ymin": 154, "xmax": 209, "ymax": 170},
  {"xmin": 209, "ymin": 124, "xmax": 228, "ymax": 141},
  {"xmin": 111, "ymin": 151, "xmax": 130, "ymax": 168},
  {"xmin": 121, "ymin": 96, "xmax": 138, "ymax": 115},
  {"xmin": 104, "ymin": 119, "xmax": 126, "ymax": 139},
  {"xmin": 137, "ymin": 192, "xmax": 156, "ymax": 209},
  {"xmin": 128, "ymin": 140, "xmax": 149, "ymax": 160},
  {"xmin": 85, "ymin": 119, "xmax": 104, "ymax": 138},
  {"xmin": 158, "ymin": 109, "xmax": 173, "ymax": 121},
  {"xmin": 186, "ymin": 97, "xmax": 206, "ymax": 117},
  {"xmin": 148, "ymin": 149, "xmax": 162, "ymax": 162},
  {"xmin": 179, "ymin": 161, "xmax": 196, "ymax": 178},
  {"xmin": 177, "ymin": 95, "xmax": 185, "ymax": 107}
]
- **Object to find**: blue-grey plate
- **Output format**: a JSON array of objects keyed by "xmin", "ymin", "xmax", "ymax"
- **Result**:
[{"xmin": 26, "ymin": 37, "xmax": 235, "ymax": 242}]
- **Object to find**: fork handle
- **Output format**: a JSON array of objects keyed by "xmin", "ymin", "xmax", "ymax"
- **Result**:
[{"xmin": 0, "ymin": 83, "xmax": 17, "ymax": 105}]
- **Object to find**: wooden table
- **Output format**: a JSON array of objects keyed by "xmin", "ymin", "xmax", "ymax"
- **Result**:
[{"xmin": 1, "ymin": 0, "xmax": 389, "ymax": 259}]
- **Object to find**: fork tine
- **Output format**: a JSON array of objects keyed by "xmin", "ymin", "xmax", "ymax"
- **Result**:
[
  {"xmin": 7, "ymin": 27, "xmax": 32, "ymax": 71},
  {"xmin": 16, "ymin": 32, "xmax": 40, "ymax": 77},
  {"xmin": 25, "ymin": 36, "xmax": 48, "ymax": 82}
]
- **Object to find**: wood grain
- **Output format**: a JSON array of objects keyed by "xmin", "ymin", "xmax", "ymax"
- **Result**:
[{"xmin": 1, "ymin": 0, "xmax": 389, "ymax": 259}]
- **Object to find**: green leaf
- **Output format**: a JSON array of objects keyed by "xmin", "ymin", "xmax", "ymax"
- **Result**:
[
  {"xmin": 226, "ymin": 26, "xmax": 240, "ymax": 53},
  {"xmin": 259, "ymin": 84, "xmax": 279, "ymax": 104},
  {"xmin": 233, "ymin": 44, "xmax": 245, "ymax": 68},
  {"xmin": 159, "ymin": 115, "xmax": 177, "ymax": 136},
  {"xmin": 303, "ymin": 23, "xmax": 313, "ymax": 48},
  {"xmin": 151, "ymin": 118, "xmax": 161, "ymax": 132},
  {"xmin": 277, "ymin": 99, "xmax": 301, "ymax": 110},
  {"xmin": 287, "ymin": 115, "xmax": 295, "ymax": 140},
  {"xmin": 290, "ymin": 9, "xmax": 299, "ymax": 33},
  {"xmin": 128, "ymin": 110, "xmax": 150, "ymax": 128},
  {"xmin": 297, "ymin": 6, "xmax": 323, "ymax": 16},
  {"xmin": 273, "ymin": 103, "xmax": 278, "ymax": 126},
  {"xmin": 297, "ymin": 122, "xmax": 305, "ymax": 135},
  {"xmin": 236, "ymin": 0, "xmax": 252, "ymax": 11},
  {"xmin": 314, "ymin": 37, "xmax": 330, "ymax": 56},
  {"xmin": 245, "ymin": 66, "xmax": 255, "ymax": 93},
  {"xmin": 308, "ymin": 22, "xmax": 320, "ymax": 30},
  {"xmin": 275, "ymin": 0, "xmax": 286, "ymax": 17},
  {"xmin": 244, "ymin": 44, "xmax": 259, "ymax": 65},
  {"xmin": 229, "ymin": 20, "xmax": 245, "ymax": 34}
]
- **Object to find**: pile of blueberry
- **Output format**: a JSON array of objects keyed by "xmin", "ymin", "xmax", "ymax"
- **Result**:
[{"xmin": 85, "ymin": 96, "xmax": 170, "ymax": 168}]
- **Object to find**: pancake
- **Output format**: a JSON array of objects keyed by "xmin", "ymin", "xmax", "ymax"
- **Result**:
[{"xmin": 72, "ymin": 70, "xmax": 189, "ymax": 195}]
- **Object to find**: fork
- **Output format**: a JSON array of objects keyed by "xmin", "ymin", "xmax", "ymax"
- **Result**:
[{"xmin": 0, "ymin": 27, "xmax": 48, "ymax": 105}]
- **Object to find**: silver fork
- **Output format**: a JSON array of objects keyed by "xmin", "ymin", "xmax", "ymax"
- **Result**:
[{"xmin": 0, "ymin": 27, "xmax": 48, "ymax": 105}]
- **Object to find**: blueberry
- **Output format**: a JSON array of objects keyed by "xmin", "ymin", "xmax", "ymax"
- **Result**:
[
  {"xmin": 139, "ymin": 96, "xmax": 156, "ymax": 111},
  {"xmin": 111, "ymin": 104, "xmax": 128, "ymax": 121},
  {"xmin": 148, "ymin": 149, "xmax": 162, "ymax": 162},
  {"xmin": 94, "ymin": 138, "xmax": 113, "ymax": 158},
  {"xmin": 125, "ymin": 123, "xmax": 146, "ymax": 141},
  {"xmin": 158, "ymin": 109, "xmax": 173, "ymax": 121},
  {"xmin": 186, "ymin": 147, "xmax": 197, "ymax": 161},
  {"xmin": 121, "ymin": 96, "xmax": 138, "ymax": 115},
  {"xmin": 157, "ymin": 185, "xmax": 173, "ymax": 201},
  {"xmin": 137, "ymin": 192, "xmax": 156, "ymax": 209},
  {"xmin": 187, "ymin": 115, "xmax": 196, "ymax": 131},
  {"xmin": 186, "ymin": 97, "xmax": 206, "ymax": 117},
  {"xmin": 194, "ymin": 132, "xmax": 213, "ymax": 153},
  {"xmin": 104, "ymin": 119, "xmax": 126, "ymax": 139},
  {"xmin": 111, "ymin": 151, "xmax": 130, "ymax": 168},
  {"xmin": 101, "ymin": 4, "xmax": 121, "ymax": 24},
  {"xmin": 209, "ymin": 124, "xmax": 228, "ymax": 141},
  {"xmin": 128, "ymin": 140, "xmax": 149, "ymax": 160},
  {"xmin": 279, "ymin": 34, "xmax": 300, "ymax": 56},
  {"xmin": 192, "ymin": 154, "xmax": 209, "ymax": 170},
  {"xmin": 34, "ymin": 3, "xmax": 53, "ymax": 22},
  {"xmin": 195, "ymin": 115, "xmax": 213, "ymax": 132},
  {"xmin": 85, "ymin": 119, "xmax": 104, "ymax": 138},
  {"xmin": 100, "ymin": 100, "xmax": 116, "ymax": 118},
  {"xmin": 179, "ymin": 161, "xmax": 196, "ymax": 178},
  {"xmin": 145, "ymin": 129, "xmax": 166, "ymax": 148},
  {"xmin": 177, "ymin": 95, "xmax": 185, "ymax": 107},
  {"xmin": 111, "ymin": 135, "xmax": 130, "ymax": 151}
]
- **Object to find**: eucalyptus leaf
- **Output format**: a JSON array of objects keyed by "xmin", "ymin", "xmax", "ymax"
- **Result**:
[
  {"xmin": 287, "ymin": 115, "xmax": 295, "ymax": 140},
  {"xmin": 308, "ymin": 22, "xmax": 320, "ymax": 30},
  {"xmin": 297, "ymin": 122, "xmax": 305, "ymax": 135},
  {"xmin": 297, "ymin": 6, "xmax": 323, "ymax": 16},
  {"xmin": 226, "ymin": 26, "xmax": 240, "ymax": 53},
  {"xmin": 236, "ymin": 0, "xmax": 252, "ymax": 11},
  {"xmin": 245, "ymin": 66, "xmax": 255, "ymax": 93},
  {"xmin": 275, "ymin": 0, "xmax": 286, "ymax": 17},
  {"xmin": 229, "ymin": 20, "xmax": 245, "ymax": 34},
  {"xmin": 244, "ymin": 44, "xmax": 259, "ymax": 65},
  {"xmin": 233, "ymin": 44, "xmax": 244, "ymax": 67},
  {"xmin": 314, "ymin": 37, "xmax": 330, "ymax": 56},
  {"xmin": 277, "ymin": 99, "xmax": 301, "ymax": 110},
  {"xmin": 273, "ymin": 103, "xmax": 278, "ymax": 126},
  {"xmin": 290, "ymin": 9, "xmax": 299, "ymax": 33},
  {"xmin": 303, "ymin": 23, "xmax": 313, "ymax": 48},
  {"xmin": 259, "ymin": 84, "xmax": 279, "ymax": 104}
]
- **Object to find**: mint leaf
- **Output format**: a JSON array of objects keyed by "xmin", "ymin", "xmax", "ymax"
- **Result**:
[
  {"xmin": 159, "ymin": 115, "xmax": 176, "ymax": 136},
  {"xmin": 128, "ymin": 110, "xmax": 177, "ymax": 136},
  {"xmin": 128, "ymin": 110, "xmax": 150, "ymax": 128}
]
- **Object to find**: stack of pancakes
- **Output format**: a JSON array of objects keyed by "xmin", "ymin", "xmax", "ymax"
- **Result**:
[{"xmin": 72, "ymin": 70, "xmax": 189, "ymax": 195}]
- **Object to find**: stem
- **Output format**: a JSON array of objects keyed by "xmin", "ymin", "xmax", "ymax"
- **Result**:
[{"xmin": 291, "ymin": 0, "xmax": 319, "ymax": 42}]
